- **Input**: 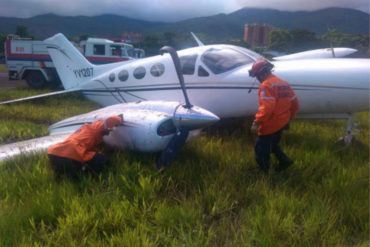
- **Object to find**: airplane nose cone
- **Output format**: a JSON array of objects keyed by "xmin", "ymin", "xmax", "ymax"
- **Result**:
[{"xmin": 173, "ymin": 105, "xmax": 220, "ymax": 130}]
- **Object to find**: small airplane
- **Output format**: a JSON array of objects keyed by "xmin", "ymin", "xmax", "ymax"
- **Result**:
[{"xmin": 0, "ymin": 33, "xmax": 369, "ymax": 162}]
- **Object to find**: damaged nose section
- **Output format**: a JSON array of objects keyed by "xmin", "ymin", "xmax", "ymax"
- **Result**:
[{"xmin": 173, "ymin": 104, "xmax": 220, "ymax": 130}]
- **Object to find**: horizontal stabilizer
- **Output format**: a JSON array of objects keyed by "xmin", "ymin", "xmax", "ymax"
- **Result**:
[{"xmin": 0, "ymin": 88, "xmax": 81, "ymax": 105}]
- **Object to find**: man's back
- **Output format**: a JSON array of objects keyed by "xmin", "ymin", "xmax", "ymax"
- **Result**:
[{"xmin": 256, "ymin": 74, "xmax": 299, "ymax": 135}]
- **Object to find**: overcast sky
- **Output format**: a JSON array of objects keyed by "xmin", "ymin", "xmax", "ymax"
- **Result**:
[{"xmin": 1, "ymin": 0, "xmax": 368, "ymax": 22}]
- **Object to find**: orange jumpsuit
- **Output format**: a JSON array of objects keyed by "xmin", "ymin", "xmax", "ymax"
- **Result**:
[
  {"xmin": 255, "ymin": 74, "xmax": 299, "ymax": 135},
  {"xmin": 47, "ymin": 116, "xmax": 122, "ymax": 162}
]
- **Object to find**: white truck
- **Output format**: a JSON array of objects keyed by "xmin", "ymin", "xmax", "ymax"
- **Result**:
[{"xmin": 5, "ymin": 35, "xmax": 145, "ymax": 88}]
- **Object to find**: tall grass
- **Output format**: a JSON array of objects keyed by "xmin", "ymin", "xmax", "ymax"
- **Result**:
[
  {"xmin": 0, "ymin": 89, "xmax": 99, "ymax": 143},
  {"xmin": 0, "ymin": 89, "xmax": 368, "ymax": 246}
]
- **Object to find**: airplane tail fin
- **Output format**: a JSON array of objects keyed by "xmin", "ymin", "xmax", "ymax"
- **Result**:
[{"xmin": 45, "ymin": 33, "xmax": 95, "ymax": 89}]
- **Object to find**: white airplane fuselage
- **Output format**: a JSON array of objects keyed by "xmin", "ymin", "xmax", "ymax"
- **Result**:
[{"xmin": 77, "ymin": 45, "xmax": 369, "ymax": 119}]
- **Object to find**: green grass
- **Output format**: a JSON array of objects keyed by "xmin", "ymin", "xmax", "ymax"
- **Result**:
[
  {"xmin": 0, "ymin": 64, "xmax": 6, "ymax": 73},
  {"xmin": 0, "ymin": 89, "xmax": 99, "ymax": 143},
  {"xmin": 0, "ymin": 89, "xmax": 368, "ymax": 246}
]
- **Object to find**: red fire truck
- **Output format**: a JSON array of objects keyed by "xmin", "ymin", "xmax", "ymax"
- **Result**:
[{"xmin": 5, "ymin": 35, "xmax": 145, "ymax": 88}]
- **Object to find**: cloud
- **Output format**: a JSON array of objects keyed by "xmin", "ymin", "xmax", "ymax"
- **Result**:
[
  {"xmin": 0, "ymin": 0, "xmax": 368, "ymax": 21},
  {"xmin": 235, "ymin": 0, "xmax": 369, "ymax": 13},
  {"xmin": 0, "ymin": 0, "xmax": 239, "ymax": 21}
]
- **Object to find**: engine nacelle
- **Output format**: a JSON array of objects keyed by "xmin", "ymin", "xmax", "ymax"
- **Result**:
[
  {"xmin": 49, "ymin": 101, "xmax": 219, "ymax": 153},
  {"xmin": 103, "ymin": 111, "xmax": 176, "ymax": 152}
]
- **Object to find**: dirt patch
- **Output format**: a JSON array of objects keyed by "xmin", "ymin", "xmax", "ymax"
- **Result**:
[{"xmin": 0, "ymin": 72, "xmax": 28, "ymax": 89}]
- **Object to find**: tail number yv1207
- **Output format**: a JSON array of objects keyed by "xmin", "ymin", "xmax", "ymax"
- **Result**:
[{"xmin": 74, "ymin": 68, "xmax": 93, "ymax": 78}]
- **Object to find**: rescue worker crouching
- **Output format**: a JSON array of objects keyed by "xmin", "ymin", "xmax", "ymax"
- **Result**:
[
  {"xmin": 249, "ymin": 59, "xmax": 299, "ymax": 174},
  {"xmin": 47, "ymin": 115, "xmax": 123, "ymax": 178}
]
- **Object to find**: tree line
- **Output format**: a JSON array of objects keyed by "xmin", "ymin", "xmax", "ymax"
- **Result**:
[
  {"xmin": 268, "ymin": 29, "xmax": 369, "ymax": 56},
  {"xmin": 0, "ymin": 25, "xmax": 369, "ymax": 59}
]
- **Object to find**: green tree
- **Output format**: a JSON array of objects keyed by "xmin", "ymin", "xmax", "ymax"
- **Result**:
[
  {"xmin": 163, "ymin": 32, "xmax": 176, "ymax": 47},
  {"xmin": 15, "ymin": 25, "xmax": 29, "ymax": 37},
  {"xmin": 0, "ymin": 34, "xmax": 6, "ymax": 55},
  {"xmin": 321, "ymin": 29, "xmax": 342, "ymax": 47},
  {"xmin": 268, "ymin": 29, "xmax": 293, "ymax": 51},
  {"xmin": 79, "ymin": 34, "xmax": 89, "ymax": 42},
  {"xmin": 290, "ymin": 29, "xmax": 319, "ymax": 51},
  {"xmin": 138, "ymin": 35, "xmax": 161, "ymax": 56}
]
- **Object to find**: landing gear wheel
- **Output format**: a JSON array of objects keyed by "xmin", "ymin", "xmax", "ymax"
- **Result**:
[{"xmin": 25, "ymin": 71, "xmax": 46, "ymax": 89}]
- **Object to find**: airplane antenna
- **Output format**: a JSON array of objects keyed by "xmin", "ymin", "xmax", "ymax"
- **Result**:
[
  {"xmin": 191, "ymin": 32, "xmax": 204, "ymax": 46},
  {"xmin": 160, "ymin": 46, "xmax": 193, "ymax": 109},
  {"xmin": 327, "ymin": 25, "xmax": 336, "ymax": 58}
]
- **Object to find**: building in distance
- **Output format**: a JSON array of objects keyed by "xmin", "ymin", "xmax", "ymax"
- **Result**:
[{"xmin": 243, "ymin": 24, "xmax": 273, "ymax": 47}]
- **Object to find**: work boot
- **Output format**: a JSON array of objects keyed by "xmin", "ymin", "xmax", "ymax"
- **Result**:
[{"xmin": 275, "ymin": 157, "xmax": 293, "ymax": 172}]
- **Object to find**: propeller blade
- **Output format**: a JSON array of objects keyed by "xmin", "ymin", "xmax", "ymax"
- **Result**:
[{"xmin": 160, "ymin": 46, "xmax": 192, "ymax": 109}]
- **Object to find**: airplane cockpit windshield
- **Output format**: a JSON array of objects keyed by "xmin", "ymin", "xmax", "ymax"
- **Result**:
[
  {"xmin": 201, "ymin": 48, "xmax": 255, "ymax": 74},
  {"xmin": 236, "ymin": 47, "xmax": 264, "ymax": 61}
]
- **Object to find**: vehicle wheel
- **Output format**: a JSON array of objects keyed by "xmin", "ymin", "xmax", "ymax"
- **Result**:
[{"xmin": 25, "ymin": 71, "xmax": 46, "ymax": 89}]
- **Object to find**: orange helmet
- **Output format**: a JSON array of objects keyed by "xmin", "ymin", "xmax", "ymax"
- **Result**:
[{"xmin": 249, "ymin": 59, "xmax": 274, "ymax": 77}]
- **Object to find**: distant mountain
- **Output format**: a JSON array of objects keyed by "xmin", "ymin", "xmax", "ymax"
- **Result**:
[
  {"xmin": 0, "ymin": 13, "xmax": 165, "ymax": 38},
  {"xmin": 228, "ymin": 8, "xmax": 369, "ymax": 36},
  {"xmin": 0, "ymin": 8, "xmax": 368, "ymax": 40},
  {"xmin": 149, "ymin": 8, "xmax": 369, "ymax": 41}
]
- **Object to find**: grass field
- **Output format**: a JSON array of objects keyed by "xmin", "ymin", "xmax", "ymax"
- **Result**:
[{"xmin": 0, "ymin": 88, "xmax": 368, "ymax": 246}]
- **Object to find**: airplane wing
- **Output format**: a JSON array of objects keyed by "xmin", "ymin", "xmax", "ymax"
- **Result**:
[
  {"xmin": 0, "ymin": 134, "xmax": 70, "ymax": 162},
  {"xmin": 273, "ymin": 48, "xmax": 357, "ymax": 61},
  {"xmin": 0, "ymin": 100, "xmax": 219, "ymax": 163},
  {"xmin": 0, "ymin": 88, "xmax": 81, "ymax": 105}
]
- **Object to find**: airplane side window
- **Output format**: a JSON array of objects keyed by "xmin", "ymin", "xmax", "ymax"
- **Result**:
[
  {"xmin": 118, "ymin": 70, "xmax": 129, "ymax": 81},
  {"xmin": 109, "ymin": 73, "xmax": 115, "ymax": 82},
  {"xmin": 150, "ymin": 63, "xmax": 165, "ymax": 77},
  {"xmin": 202, "ymin": 48, "xmax": 254, "ymax": 74},
  {"xmin": 93, "ymin": 45, "xmax": 105, "ymax": 55},
  {"xmin": 198, "ymin": 66, "xmax": 209, "ymax": 77},
  {"xmin": 179, "ymin": 54, "xmax": 198, "ymax": 75},
  {"xmin": 134, "ymin": 66, "xmax": 146, "ymax": 79}
]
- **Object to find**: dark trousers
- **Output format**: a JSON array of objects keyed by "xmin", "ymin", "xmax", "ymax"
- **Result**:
[
  {"xmin": 255, "ymin": 126, "xmax": 290, "ymax": 172},
  {"xmin": 48, "ymin": 154, "xmax": 108, "ymax": 178},
  {"xmin": 156, "ymin": 127, "xmax": 190, "ymax": 168}
]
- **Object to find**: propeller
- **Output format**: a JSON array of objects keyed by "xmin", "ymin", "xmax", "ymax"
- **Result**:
[
  {"xmin": 157, "ymin": 46, "xmax": 218, "ymax": 168},
  {"xmin": 160, "ymin": 46, "xmax": 192, "ymax": 109}
]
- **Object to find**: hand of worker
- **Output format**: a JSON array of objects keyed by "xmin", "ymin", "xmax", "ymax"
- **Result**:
[
  {"xmin": 105, "ymin": 116, "xmax": 123, "ymax": 132},
  {"xmin": 118, "ymin": 114, "xmax": 124, "ymax": 125},
  {"xmin": 250, "ymin": 121, "xmax": 258, "ymax": 134}
]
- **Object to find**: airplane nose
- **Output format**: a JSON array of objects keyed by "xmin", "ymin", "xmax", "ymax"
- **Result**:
[{"xmin": 173, "ymin": 105, "xmax": 220, "ymax": 130}]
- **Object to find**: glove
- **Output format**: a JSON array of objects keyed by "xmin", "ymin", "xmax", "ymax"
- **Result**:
[
  {"xmin": 250, "ymin": 121, "xmax": 258, "ymax": 134},
  {"xmin": 118, "ymin": 114, "xmax": 124, "ymax": 125}
]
